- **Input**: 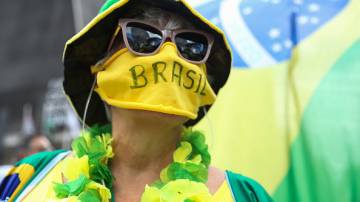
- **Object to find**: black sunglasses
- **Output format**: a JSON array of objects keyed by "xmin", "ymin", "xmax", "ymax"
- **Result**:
[{"xmin": 107, "ymin": 19, "xmax": 214, "ymax": 64}]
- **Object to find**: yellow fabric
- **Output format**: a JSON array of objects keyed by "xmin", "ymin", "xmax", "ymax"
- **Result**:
[
  {"xmin": 211, "ymin": 181, "xmax": 234, "ymax": 202},
  {"xmin": 22, "ymin": 161, "xmax": 63, "ymax": 202},
  {"xmin": 194, "ymin": 0, "xmax": 360, "ymax": 194},
  {"xmin": 7, "ymin": 164, "xmax": 35, "ymax": 202},
  {"xmin": 22, "ymin": 158, "xmax": 234, "ymax": 201},
  {"xmin": 94, "ymin": 42, "xmax": 216, "ymax": 119}
]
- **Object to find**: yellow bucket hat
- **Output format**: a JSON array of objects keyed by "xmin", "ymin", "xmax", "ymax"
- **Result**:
[{"xmin": 63, "ymin": 0, "xmax": 232, "ymax": 127}]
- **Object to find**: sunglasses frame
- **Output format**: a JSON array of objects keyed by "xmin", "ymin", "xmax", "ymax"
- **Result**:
[{"xmin": 107, "ymin": 18, "xmax": 214, "ymax": 64}]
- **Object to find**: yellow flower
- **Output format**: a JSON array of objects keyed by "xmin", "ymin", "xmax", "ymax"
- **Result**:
[
  {"xmin": 173, "ymin": 141, "xmax": 192, "ymax": 163},
  {"xmin": 62, "ymin": 155, "xmax": 89, "ymax": 181},
  {"xmin": 141, "ymin": 179, "xmax": 212, "ymax": 202},
  {"xmin": 98, "ymin": 133, "xmax": 114, "ymax": 160},
  {"xmin": 86, "ymin": 181, "xmax": 112, "ymax": 202},
  {"xmin": 82, "ymin": 131, "xmax": 92, "ymax": 145},
  {"xmin": 160, "ymin": 166, "xmax": 170, "ymax": 183},
  {"xmin": 141, "ymin": 185, "xmax": 162, "ymax": 202}
]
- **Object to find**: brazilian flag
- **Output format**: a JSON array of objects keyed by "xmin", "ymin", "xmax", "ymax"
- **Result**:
[
  {"xmin": 0, "ymin": 150, "xmax": 67, "ymax": 201},
  {"xmin": 191, "ymin": 0, "xmax": 360, "ymax": 201}
]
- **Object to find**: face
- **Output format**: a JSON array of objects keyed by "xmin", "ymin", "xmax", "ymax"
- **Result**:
[
  {"xmin": 111, "ymin": 107, "xmax": 189, "ymax": 128},
  {"xmin": 98, "ymin": 7, "xmax": 215, "ymax": 126}
]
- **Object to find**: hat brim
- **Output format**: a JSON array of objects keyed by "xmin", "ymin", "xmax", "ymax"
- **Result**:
[{"xmin": 63, "ymin": 0, "xmax": 232, "ymax": 127}]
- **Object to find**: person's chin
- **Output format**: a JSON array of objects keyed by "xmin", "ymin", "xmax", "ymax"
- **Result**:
[
  {"xmin": 111, "ymin": 107, "xmax": 190, "ymax": 125},
  {"xmin": 136, "ymin": 109, "xmax": 188, "ymax": 123}
]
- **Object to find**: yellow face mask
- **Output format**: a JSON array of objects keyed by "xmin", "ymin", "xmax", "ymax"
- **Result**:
[{"xmin": 92, "ymin": 42, "xmax": 216, "ymax": 119}]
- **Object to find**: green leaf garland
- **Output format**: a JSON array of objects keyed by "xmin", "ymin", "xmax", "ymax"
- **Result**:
[{"xmin": 53, "ymin": 125, "xmax": 212, "ymax": 202}]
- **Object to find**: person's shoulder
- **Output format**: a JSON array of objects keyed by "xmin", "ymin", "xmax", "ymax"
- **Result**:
[{"xmin": 225, "ymin": 170, "xmax": 274, "ymax": 202}]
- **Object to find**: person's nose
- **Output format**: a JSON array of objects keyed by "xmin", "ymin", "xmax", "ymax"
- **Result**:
[{"xmin": 163, "ymin": 30, "xmax": 173, "ymax": 43}]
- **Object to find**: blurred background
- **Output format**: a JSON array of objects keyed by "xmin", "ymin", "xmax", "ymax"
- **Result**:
[
  {"xmin": 0, "ymin": 0, "xmax": 73, "ymax": 166},
  {"xmin": 0, "ymin": 0, "xmax": 359, "ymax": 201},
  {"xmin": 0, "ymin": 0, "xmax": 101, "ymax": 179}
]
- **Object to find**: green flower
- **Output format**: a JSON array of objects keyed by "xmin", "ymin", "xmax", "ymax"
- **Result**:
[
  {"xmin": 167, "ymin": 162, "xmax": 208, "ymax": 183},
  {"xmin": 86, "ymin": 181, "xmax": 112, "ymax": 202},
  {"xmin": 53, "ymin": 175, "xmax": 90, "ymax": 198},
  {"xmin": 72, "ymin": 128, "xmax": 113, "ymax": 164},
  {"xmin": 174, "ymin": 141, "xmax": 203, "ymax": 165},
  {"xmin": 48, "ymin": 196, "xmax": 81, "ymax": 202},
  {"xmin": 53, "ymin": 175, "xmax": 110, "ymax": 202},
  {"xmin": 71, "ymin": 129, "xmax": 115, "ymax": 187},
  {"xmin": 182, "ymin": 129, "xmax": 211, "ymax": 167},
  {"xmin": 159, "ymin": 129, "xmax": 210, "ymax": 185},
  {"xmin": 54, "ymin": 125, "xmax": 212, "ymax": 202}
]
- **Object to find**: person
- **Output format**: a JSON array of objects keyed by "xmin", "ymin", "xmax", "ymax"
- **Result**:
[
  {"xmin": 27, "ymin": 134, "xmax": 54, "ymax": 155},
  {"xmin": 0, "ymin": 0, "xmax": 273, "ymax": 201}
]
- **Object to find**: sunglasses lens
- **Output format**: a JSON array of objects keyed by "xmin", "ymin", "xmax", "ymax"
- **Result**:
[
  {"xmin": 175, "ymin": 32, "xmax": 208, "ymax": 62},
  {"xmin": 126, "ymin": 22, "xmax": 163, "ymax": 54}
]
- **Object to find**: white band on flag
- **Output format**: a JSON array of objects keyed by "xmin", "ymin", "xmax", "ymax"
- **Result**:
[{"xmin": 220, "ymin": 0, "xmax": 277, "ymax": 67}]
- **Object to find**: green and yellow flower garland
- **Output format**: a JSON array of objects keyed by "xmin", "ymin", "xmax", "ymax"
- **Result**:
[{"xmin": 52, "ymin": 125, "xmax": 212, "ymax": 202}]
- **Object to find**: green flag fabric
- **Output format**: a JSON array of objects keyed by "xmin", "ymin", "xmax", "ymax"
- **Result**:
[{"xmin": 193, "ymin": 0, "xmax": 360, "ymax": 201}]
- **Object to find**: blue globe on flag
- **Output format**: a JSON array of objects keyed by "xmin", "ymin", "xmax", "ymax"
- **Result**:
[{"xmin": 187, "ymin": 0, "xmax": 349, "ymax": 68}]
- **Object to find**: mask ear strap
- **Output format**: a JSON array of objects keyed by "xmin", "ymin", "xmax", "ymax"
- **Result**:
[{"xmin": 82, "ymin": 77, "xmax": 97, "ymax": 131}]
